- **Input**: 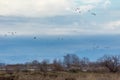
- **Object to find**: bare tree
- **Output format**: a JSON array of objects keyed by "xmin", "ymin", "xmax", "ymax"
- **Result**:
[
  {"xmin": 80, "ymin": 57, "xmax": 90, "ymax": 70},
  {"xmin": 99, "ymin": 55, "xmax": 120, "ymax": 73},
  {"xmin": 72, "ymin": 54, "xmax": 80, "ymax": 67},
  {"xmin": 80, "ymin": 57, "xmax": 89, "ymax": 67},
  {"xmin": 53, "ymin": 59, "xmax": 63, "ymax": 71},
  {"xmin": 63, "ymin": 54, "xmax": 80, "ymax": 68},
  {"xmin": 63, "ymin": 54, "xmax": 71, "ymax": 68},
  {"xmin": 31, "ymin": 60, "xmax": 40, "ymax": 65},
  {"xmin": 40, "ymin": 59, "xmax": 49, "ymax": 72}
]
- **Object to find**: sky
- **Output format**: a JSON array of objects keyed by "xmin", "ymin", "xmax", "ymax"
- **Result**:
[{"xmin": 0, "ymin": 0, "xmax": 120, "ymax": 64}]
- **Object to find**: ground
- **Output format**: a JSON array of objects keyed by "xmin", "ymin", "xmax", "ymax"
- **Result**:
[{"xmin": 0, "ymin": 71, "xmax": 120, "ymax": 80}]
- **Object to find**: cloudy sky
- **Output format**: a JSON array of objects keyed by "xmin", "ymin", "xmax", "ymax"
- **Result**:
[
  {"xmin": 0, "ymin": 0, "xmax": 119, "ymax": 35},
  {"xmin": 0, "ymin": 0, "xmax": 120, "ymax": 64}
]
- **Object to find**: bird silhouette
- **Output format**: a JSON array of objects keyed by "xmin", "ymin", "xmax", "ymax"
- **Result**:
[
  {"xmin": 33, "ymin": 37, "xmax": 37, "ymax": 39},
  {"xmin": 91, "ymin": 12, "xmax": 96, "ymax": 16},
  {"xmin": 11, "ymin": 32, "xmax": 14, "ymax": 35},
  {"xmin": 4, "ymin": 34, "xmax": 7, "ymax": 37},
  {"xmin": 75, "ymin": 8, "xmax": 97, "ymax": 16}
]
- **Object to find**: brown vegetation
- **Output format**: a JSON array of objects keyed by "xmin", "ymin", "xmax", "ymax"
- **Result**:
[
  {"xmin": 0, "ymin": 54, "xmax": 120, "ymax": 80},
  {"xmin": 0, "ymin": 71, "xmax": 120, "ymax": 80}
]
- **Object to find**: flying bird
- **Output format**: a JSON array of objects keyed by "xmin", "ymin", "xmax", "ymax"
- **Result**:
[
  {"xmin": 11, "ymin": 32, "xmax": 14, "ymax": 35},
  {"xmin": 33, "ymin": 37, "xmax": 37, "ymax": 39},
  {"xmin": 91, "ymin": 12, "xmax": 96, "ymax": 16},
  {"xmin": 75, "ymin": 8, "xmax": 82, "ymax": 14},
  {"xmin": 4, "ymin": 34, "xmax": 7, "ymax": 37},
  {"xmin": 79, "ymin": 11, "xmax": 81, "ymax": 13},
  {"xmin": 104, "ymin": 46, "xmax": 110, "ymax": 49},
  {"xmin": 75, "ymin": 8, "xmax": 97, "ymax": 16},
  {"xmin": 87, "ymin": 9, "xmax": 91, "ymax": 12},
  {"xmin": 75, "ymin": 8, "xmax": 80, "ymax": 11}
]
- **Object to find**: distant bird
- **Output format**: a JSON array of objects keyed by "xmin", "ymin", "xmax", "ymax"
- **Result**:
[
  {"xmin": 91, "ymin": 12, "xmax": 96, "ymax": 16},
  {"xmin": 11, "ymin": 32, "xmax": 14, "ymax": 35},
  {"xmin": 96, "ymin": 45, "xmax": 99, "ymax": 48},
  {"xmin": 75, "ymin": 8, "xmax": 82, "ymax": 14},
  {"xmin": 75, "ymin": 8, "xmax": 97, "ymax": 16},
  {"xmin": 88, "ymin": 10, "xmax": 91, "ymax": 12},
  {"xmin": 79, "ymin": 11, "xmax": 81, "ymax": 13},
  {"xmin": 87, "ymin": 9, "xmax": 96, "ymax": 16},
  {"xmin": 104, "ymin": 46, "xmax": 110, "ymax": 49},
  {"xmin": 33, "ymin": 37, "xmax": 37, "ymax": 39},
  {"xmin": 92, "ymin": 44, "xmax": 100, "ymax": 49},
  {"xmin": 61, "ymin": 38, "xmax": 63, "ymax": 40},
  {"xmin": 58, "ymin": 37, "xmax": 63, "ymax": 40},
  {"xmin": 4, "ymin": 34, "xmax": 7, "ymax": 37},
  {"xmin": 7, "ymin": 32, "xmax": 17, "ymax": 36},
  {"xmin": 75, "ymin": 8, "xmax": 80, "ymax": 11}
]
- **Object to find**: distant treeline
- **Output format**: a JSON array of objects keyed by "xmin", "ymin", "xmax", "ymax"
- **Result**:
[{"xmin": 1, "ymin": 54, "xmax": 120, "ymax": 73}]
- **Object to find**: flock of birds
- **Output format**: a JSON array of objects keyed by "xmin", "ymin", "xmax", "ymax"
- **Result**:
[
  {"xmin": 1, "ymin": 8, "xmax": 112, "ymax": 50},
  {"xmin": 92, "ymin": 45, "xmax": 111, "ymax": 50},
  {"xmin": 3, "ymin": 32, "xmax": 64, "ymax": 41},
  {"xmin": 4, "ymin": 32, "xmax": 17, "ymax": 37},
  {"xmin": 75, "ymin": 8, "xmax": 96, "ymax": 16},
  {"xmin": 2, "ymin": 7, "xmax": 97, "ymax": 38},
  {"xmin": 3, "ymin": 32, "xmax": 38, "ymax": 40},
  {"xmin": 2, "ymin": 31, "xmax": 112, "ymax": 50}
]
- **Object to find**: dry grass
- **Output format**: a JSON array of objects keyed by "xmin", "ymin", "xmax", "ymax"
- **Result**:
[{"xmin": 0, "ymin": 71, "xmax": 120, "ymax": 80}]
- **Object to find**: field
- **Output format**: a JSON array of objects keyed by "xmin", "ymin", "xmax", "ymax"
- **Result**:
[{"xmin": 0, "ymin": 71, "xmax": 120, "ymax": 80}]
